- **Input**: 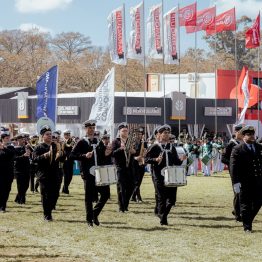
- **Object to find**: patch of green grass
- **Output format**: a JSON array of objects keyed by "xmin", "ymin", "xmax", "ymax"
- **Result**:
[{"xmin": 0, "ymin": 172, "xmax": 261, "ymax": 262}]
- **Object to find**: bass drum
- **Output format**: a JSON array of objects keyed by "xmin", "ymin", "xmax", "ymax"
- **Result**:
[{"xmin": 175, "ymin": 146, "xmax": 187, "ymax": 166}]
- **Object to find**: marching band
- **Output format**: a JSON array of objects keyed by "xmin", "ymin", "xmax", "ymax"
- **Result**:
[{"xmin": 0, "ymin": 122, "xmax": 262, "ymax": 233}]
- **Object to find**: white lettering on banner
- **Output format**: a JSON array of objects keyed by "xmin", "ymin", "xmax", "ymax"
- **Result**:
[
  {"xmin": 116, "ymin": 10, "xmax": 123, "ymax": 57},
  {"xmin": 43, "ymin": 72, "xmax": 50, "ymax": 117},
  {"xmin": 154, "ymin": 7, "xmax": 162, "ymax": 53},
  {"xmin": 170, "ymin": 12, "xmax": 177, "ymax": 58},
  {"xmin": 123, "ymin": 107, "xmax": 161, "ymax": 116},
  {"xmin": 135, "ymin": 7, "xmax": 141, "ymax": 52}
]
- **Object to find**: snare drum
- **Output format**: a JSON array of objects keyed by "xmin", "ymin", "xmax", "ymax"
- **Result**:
[
  {"xmin": 94, "ymin": 165, "xmax": 117, "ymax": 186},
  {"xmin": 161, "ymin": 166, "xmax": 187, "ymax": 187},
  {"xmin": 201, "ymin": 154, "xmax": 211, "ymax": 165}
]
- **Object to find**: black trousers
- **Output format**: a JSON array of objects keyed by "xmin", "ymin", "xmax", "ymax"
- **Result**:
[
  {"xmin": 151, "ymin": 175, "xmax": 159, "ymax": 215},
  {"xmin": 83, "ymin": 177, "xmax": 110, "ymax": 223},
  {"xmin": 39, "ymin": 177, "xmax": 60, "ymax": 218},
  {"xmin": 29, "ymin": 164, "xmax": 37, "ymax": 192},
  {"xmin": 0, "ymin": 175, "xmax": 13, "ymax": 210},
  {"xmin": 131, "ymin": 164, "xmax": 145, "ymax": 201},
  {"xmin": 155, "ymin": 178, "xmax": 177, "ymax": 223},
  {"xmin": 15, "ymin": 172, "xmax": 30, "ymax": 204},
  {"xmin": 240, "ymin": 184, "xmax": 262, "ymax": 231},
  {"xmin": 116, "ymin": 167, "xmax": 134, "ymax": 212},
  {"xmin": 62, "ymin": 160, "xmax": 74, "ymax": 192}
]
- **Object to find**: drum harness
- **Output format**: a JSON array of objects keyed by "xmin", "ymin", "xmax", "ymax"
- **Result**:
[{"xmin": 83, "ymin": 137, "xmax": 98, "ymax": 175}]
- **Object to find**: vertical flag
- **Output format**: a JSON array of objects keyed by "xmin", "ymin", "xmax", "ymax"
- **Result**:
[
  {"xmin": 206, "ymin": 8, "xmax": 236, "ymax": 35},
  {"xmin": 246, "ymin": 13, "xmax": 260, "ymax": 49},
  {"xmin": 108, "ymin": 5, "xmax": 127, "ymax": 65},
  {"xmin": 147, "ymin": 3, "xmax": 163, "ymax": 59},
  {"xmin": 179, "ymin": 2, "xmax": 197, "ymax": 27},
  {"xmin": 186, "ymin": 6, "xmax": 216, "ymax": 34},
  {"xmin": 89, "ymin": 68, "xmax": 115, "ymax": 129},
  {"xmin": 238, "ymin": 67, "xmax": 250, "ymax": 124},
  {"xmin": 164, "ymin": 7, "xmax": 179, "ymax": 64},
  {"xmin": 127, "ymin": 2, "xmax": 144, "ymax": 60},
  {"xmin": 36, "ymin": 65, "xmax": 58, "ymax": 125}
]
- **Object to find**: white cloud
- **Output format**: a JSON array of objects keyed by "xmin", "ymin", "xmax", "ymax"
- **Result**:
[
  {"xmin": 211, "ymin": 0, "xmax": 262, "ymax": 18},
  {"xmin": 19, "ymin": 23, "xmax": 53, "ymax": 34},
  {"xmin": 15, "ymin": 0, "xmax": 73, "ymax": 13}
]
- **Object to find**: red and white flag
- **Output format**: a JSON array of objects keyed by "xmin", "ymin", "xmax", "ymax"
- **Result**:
[
  {"xmin": 245, "ymin": 13, "xmax": 260, "ymax": 49},
  {"xmin": 186, "ymin": 6, "xmax": 216, "ymax": 34},
  {"xmin": 206, "ymin": 8, "xmax": 236, "ymax": 35},
  {"xmin": 179, "ymin": 2, "xmax": 197, "ymax": 27},
  {"xmin": 164, "ymin": 7, "xmax": 179, "ymax": 64},
  {"xmin": 127, "ymin": 2, "xmax": 144, "ymax": 60},
  {"xmin": 147, "ymin": 3, "xmax": 163, "ymax": 59},
  {"xmin": 238, "ymin": 67, "xmax": 250, "ymax": 124},
  {"xmin": 108, "ymin": 5, "xmax": 127, "ymax": 65}
]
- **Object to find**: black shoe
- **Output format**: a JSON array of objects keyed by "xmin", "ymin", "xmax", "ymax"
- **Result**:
[
  {"xmin": 93, "ymin": 217, "xmax": 100, "ymax": 226},
  {"xmin": 44, "ymin": 215, "xmax": 53, "ymax": 222},
  {"xmin": 0, "ymin": 207, "xmax": 6, "ymax": 213},
  {"xmin": 235, "ymin": 216, "xmax": 242, "ymax": 222},
  {"xmin": 87, "ymin": 221, "xmax": 93, "ymax": 227},
  {"xmin": 160, "ymin": 220, "xmax": 168, "ymax": 226},
  {"xmin": 244, "ymin": 229, "xmax": 252, "ymax": 233},
  {"xmin": 118, "ymin": 209, "xmax": 125, "ymax": 213}
]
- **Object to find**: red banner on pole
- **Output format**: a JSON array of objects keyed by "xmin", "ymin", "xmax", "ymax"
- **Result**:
[
  {"xmin": 179, "ymin": 2, "xmax": 197, "ymax": 27},
  {"xmin": 245, "ymin": 13, "xmax": 260, "ymax": 49}
]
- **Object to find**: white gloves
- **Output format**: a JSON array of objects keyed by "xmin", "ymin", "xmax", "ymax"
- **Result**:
[{"xmin": 233, "ymin": 183, "xmax": 241, "ymax": 194}]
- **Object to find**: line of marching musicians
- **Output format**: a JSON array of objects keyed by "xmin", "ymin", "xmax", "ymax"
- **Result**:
[{"xmin": 1, "ymin": 122, "xmax": 262, "ymax": 232}]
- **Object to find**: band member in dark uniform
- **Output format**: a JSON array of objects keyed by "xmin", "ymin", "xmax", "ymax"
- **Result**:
[
  {"xmin": 131, "ymin": 128, "xmax": 147, "ymax": 202},
  {"xmin": 62, "ymin": 130, "xmax": 75, "ymax": 194},
  {"xmin": 145, "ymin": 125, "xmax": 186, "ymax": 226},
  {"xmin": 230, "ymin": 125, "xmax": 262, "ymax": 233},
  {"xmin": 70, "ymin": 120, "xmax": 110, "ymax": 227},
  {"xmin": 14, "ymin": 134, "xmax": 31, "ymax": 204},
  {"xmin": 33, "ymin": 125, "xmax": 64, "ymax": 221},
  {"xmin": 222, "ymin": 124, "xmax": 243, "ymax": 222},
  {"xmin": 112, "ymin": 123, "xmax": 136, "ymax": 213},
  {"xmin": 0, "ymin": 130, "xmax": 15, "ymax": 212}
]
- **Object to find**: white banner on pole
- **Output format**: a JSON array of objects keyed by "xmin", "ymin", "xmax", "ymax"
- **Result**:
[
  {"xmin": 164, "ymin": 7, "xmax": 179, "ymax": 64},
  {"xmin": 238, "ymin": 70, "xmax": 250, "ymax": 124},
  {"xmin": 89, "ymin": 68, "xmax": 115, "ymax": 130},
  {"xmin": 108, "ymin": 6, "xmax": 127, "ymax": 65},
  {"xmin": 147, "ymin": 3, "xmax": 163, "ymax": 59},
  {"xmin": 127, "ymin": 2, "xmax": 144, "ymax": 60}
]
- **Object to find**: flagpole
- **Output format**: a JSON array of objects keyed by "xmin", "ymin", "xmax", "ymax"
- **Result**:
[
  {"xmin": 161, "ymin": 0, "xmax": 166, "ymax": 124},
  {"xmin": 142, "ymin": 0, "xmax": 147, "ymax": 138},
  {"xmin": 214, "ymin": 5, "xmax": 217, "ymax": 135},
  {"xmin": 258, "ymin": 46, "xmax": 260, "ymax": 136},
  {"xmin": 55, "ymin": 65, "xmax": 59, "ymax": 129},
  {"xmin": 194, "ymin": 31, "xmax": 198, "ymax": 137},
  {"xmin": 123, "ymin": 4, "xmax": 128, "ymax": 124},
  {"xmin": 178, "ymin": 1, "xmax": 181, "ymax": 136},
  {"xmin": 234, "ymin": 7, "xmax": 238, "ymax": 124}
]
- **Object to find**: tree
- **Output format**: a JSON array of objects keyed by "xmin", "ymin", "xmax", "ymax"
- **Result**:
[
  {"xmin": 51, "ymin": 32, "xmax": 92, "ymax": 63},
  {"xmin": 204, "ymin": 16, "xmax": 259, "ymax": 70}
]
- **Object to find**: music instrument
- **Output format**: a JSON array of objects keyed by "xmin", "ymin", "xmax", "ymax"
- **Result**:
[
  {"xmin": 63, "ymin": 138, "xmax": 75, "ymax": 148},
  {"xmin": 92, "ymin": 165, "xmax": 117, "ymax": 186},
  {"xmin": 175, "ymin": 146, "xmax": 187, "ymax": 166},
  {"xmin": 36, "ymin": 117, "xmax": 55, "ymax": 135},
  {"xmin": 201, "ymin": 154, "xmax": 211, "ymax": 165},
  {"xmin": 161, "ymin": 166, "xmax": 187, "ymax": 187},
  {"xmin": 124, "ymin": 129, "xmax": 136, "ymax": 167},
  {"xmin": 137, "ymin": 140, "xmax": 146, "ymax": 166}
]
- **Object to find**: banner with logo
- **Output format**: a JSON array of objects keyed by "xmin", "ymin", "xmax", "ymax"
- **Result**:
[
  {"xmin": 36, "ymin": 65, "xmax": 58, "ymax": 125},
  {"xmin": 164, "ymin": 7, "xmax": 179, "ymax": 65},
  {"xmin": 246, "ymin": 13, "xmax": 260, "ymax": 49},
  {"xmin": 179, "ymin": 2, "xmax": 197, "ymax": 27},
  {"xmin": 170, "ymin": 91, "xmax": 186, "ymax": 120},
  {"xmin": 186, "ymin": 6, "xmax": 216, "ymax": 34},
  {"xmin": 108, "ymin": 5, "xmax": 127, "ymax": 65},
  {"xmin": 127, "ymin": 2, "xmax": 144, "ymax": 60},
  {"xmin": 206, "ymin": 8, "xmax": 236, "ymax": 35},
  {"xmin": 147, "ymin": 3, "xmax": 163, "ymax": 59},
  {"xmin": 89, "ymin": 68, "xmax": 115, "ymax": 129}
]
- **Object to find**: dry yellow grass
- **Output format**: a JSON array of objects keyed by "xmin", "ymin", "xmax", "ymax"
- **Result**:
[{"xmin": 0, "ymin": 172, "xmax": 261, "ymax": 262}]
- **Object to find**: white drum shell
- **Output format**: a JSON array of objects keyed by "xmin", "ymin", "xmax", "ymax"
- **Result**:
[
  {"xmin": 94, "ymin": 165, "xmax": 117, "ymax": 186},
  {"xmin": 161, "ymin": 166, "xmax": 187, "ymax": 187}
]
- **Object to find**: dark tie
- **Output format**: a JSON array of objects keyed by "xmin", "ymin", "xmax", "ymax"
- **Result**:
[{"xmin": 250, "ymin": 145, "xmax": 255, "ymax": 154}]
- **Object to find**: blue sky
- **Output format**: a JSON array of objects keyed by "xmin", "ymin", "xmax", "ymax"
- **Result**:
[{"xmin": 0, "ymin": 0, "xmax": 261, "ymax": 52}]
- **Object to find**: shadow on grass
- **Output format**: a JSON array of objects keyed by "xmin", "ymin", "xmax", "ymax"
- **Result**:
[
  {"xmin": 178, "ymin": 215, "xmax": 234, "ymax": 221},
  {"xmin": 177, "ymin": 222, "xmax": 239, "ymax": 229},
  {"xmin": 0, "ymin": 245, "xmax": 48, "ymax": 248},
  {"xmin": 0, "ymin": 254, "xmax": 60, "ymax": 259},
  {"xmin": 101, "ymin": 225, "xmax": 172, "ymax": 231}
]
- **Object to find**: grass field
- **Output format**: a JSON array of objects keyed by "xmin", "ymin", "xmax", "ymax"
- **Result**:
[{"xmin": 0, "ymin": 172, "xmax": 262, "ymax": 262}]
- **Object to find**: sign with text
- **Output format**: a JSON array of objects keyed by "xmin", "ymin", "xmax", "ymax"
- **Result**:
[
  {"xmin": 57, "ymin": 106, "xmax": 79, "ymax": 116},
  {"xmin": 17, "ymin": 92, "xmax": 29, "ymax": 119},
  {"xmin": 205, "ymin": 107, "xmax": 232, "ymax": 116},
  {"xmin": 123, "ymin": 107, "xmax": 161, "ymax": 116}
]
